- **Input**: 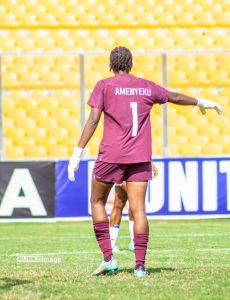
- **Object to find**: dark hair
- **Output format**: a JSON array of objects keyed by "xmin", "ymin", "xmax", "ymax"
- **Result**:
[{"xmin": 109, "ymin": 46, "xmax": 133, "ymax": 73}]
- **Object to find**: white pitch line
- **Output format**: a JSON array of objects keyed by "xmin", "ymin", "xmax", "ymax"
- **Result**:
[
  {"xmin": 0, "ymin": 233, "xmax": 229, "ymax": 241},
  {"xmin": 1, "ymin": 248, "xmax": 230, "ymax": 258}
]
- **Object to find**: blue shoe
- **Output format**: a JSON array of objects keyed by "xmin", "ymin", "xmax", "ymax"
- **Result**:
[
  {"xmin": 134, "ymin": 266, "xmax": 149, "ymax": 278},
  {"xmin": 92, "ymin": 256, "xmax": 118, "ymax": 276}
]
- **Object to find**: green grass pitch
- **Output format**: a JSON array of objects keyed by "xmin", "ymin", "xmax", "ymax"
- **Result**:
[{"xmin": 0, "ymin": 220, "xmax": 229, "ymax": 300}]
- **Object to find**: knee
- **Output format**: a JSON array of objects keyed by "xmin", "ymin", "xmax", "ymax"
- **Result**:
[
  {"xmin": 129, "ymin": 206, "xmax": 145, "ymax": 217},
  {"xmin": 114, "ymin": 198, "xmax": 126, "ymax": 211},
  {"xmin": 90, "ymin": 196, "xmax": 105, "ymax": 207}
]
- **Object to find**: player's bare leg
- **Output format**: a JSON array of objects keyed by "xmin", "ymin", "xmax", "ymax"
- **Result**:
[
  {"xmin": 110, "ymin": 183, "xmax": 127, "ymax": 249},
  {"xmin": 91, "ymin": 177, "xmax": 113, "ymax": 223},
  {"xmin": 126, "ymin": 181, "xmax": 149, "ymax": 276},
  {"xmin": 90, "ymin": 177, "xmax": 118, "ymax": 275}
]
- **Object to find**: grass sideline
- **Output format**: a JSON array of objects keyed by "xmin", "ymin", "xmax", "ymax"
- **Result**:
[{"xmin": 0, "ymin": 220, "xmax": 229, "ymax": 300}]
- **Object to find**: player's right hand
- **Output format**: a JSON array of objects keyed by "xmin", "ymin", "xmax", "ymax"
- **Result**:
[
  {"xmin": 68, "ymin": 146, "xmax": 84, "ymax": 182},
  {"xmin": 197, "ymin": 98, "xmax": 222, "ymax": 115},
  {"xmin": 151, "ymin": 162, "xmax": 158, "ymax": 178}
]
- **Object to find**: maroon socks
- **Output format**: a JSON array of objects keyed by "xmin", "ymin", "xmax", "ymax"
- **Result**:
[
  {"xmin": 93, "ymin": 221, "xmax": 112, "ymax": 262},
  {"xmin": 134, "ymin": 233, "xmax": 149, "ymax": 270}
]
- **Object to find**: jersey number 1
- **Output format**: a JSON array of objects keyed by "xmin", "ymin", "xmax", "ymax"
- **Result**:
[{"xmin": 130, "ymin": 102, "xmax": 138, "ymax": 137}]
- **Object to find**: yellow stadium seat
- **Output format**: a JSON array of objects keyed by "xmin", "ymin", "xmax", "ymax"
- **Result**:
[
  {"xmin": 57, "ymin": 12, "xmax": 78, "ymax": 27},
  {"xmin": 96, "ymin": 12, "xmax": 117, "ymax": 26},
  {"xmin": 3, "ymin": 137, "xmax": 13, "ymax": 149},
  {"xmin": 155, "ymin": 12, "xmax": 177, "ymax": 26},
  {"xmin": 18, "ymin": 13, "xmax": 39, "ymax": 27},
  {"xmin": 181, "ymin": 124, "xmax": 199, "ymax": 136},
  {"xmin": 201, "ymin": 144, "xmax": 223, "ymax": 155},
  {"xmin": 62, "ymin": 72, "xmax": 80, "ymax": 88},
  {"xmin": 195, "ymin": 12, "xmax": 216, "ymax": 26},
  {"xmin": 17, "ymin": 137, "xmax": 36, "ymax": 149},
  {"xmin": 136, "ymin": 12, "xmax": 157, "ymax": 26},
  {"xmin": 6, "ymin": 107, "xmax": 26, "ymax": 121},
  {"xmin": 41, "ymin": 136, "xmax": 57, "ymax": 149},
  {"xmin": 215, "ymin": 12, "xmax": 230, "ymax": 26},
  {"xmin": 25, "ymin": 145, "xmax": 47, "ymax": 158},
  {"xmin": 24, "ymin": 126, "xmax": 46, "ymax": 141},
  {"xmin": 179, "ymin": 144, "xmax": 203, "ymax": 156},
  {"xmin": 0, "ymin": 13, "xmax": 18, "ymax": 27},
  {"xmin": 168, "ymin": 70, "xmax": 188, "ymax": 87},
  {"xmin": 187, "ymin": 71, "xmax": 209, "ymax": 86},
  {"xmin": 2, "ymin": 72, "xmax": 20, "ymax": 89},
  {"xmin": 208, "ymin": 70, "xmax": 229, "ymax": 85},
  {"xmin": 38, "ymin": 98, "xmax": 59, "ymax": 113},
  {"xmin": 4, "ymin": 145, "xmax": 25, "ymax": 159},
  {"xmin": 4, "ymin": 126, "xmax": 25, "ymax": 143},
  {"xmin": 58, "ymin": 136, "xmax": 77, "ymax": 150},
  {"xmin": 38, "ymin": 13, "xmax": 59, "ymax": 27},
  {"xmin": 19, "ymin": 72, "xmax": 42, "ymax": 88},
  {"xmin": 77, "ymin": 13, "xmax": 97, "ymax": 26},
  {"xmin": 30, "ymin": 90, "xmax": 48, "ymax": 100},
  {"xmin": 42, "ymin": 72, "xmax": 63, "ymax": 88},
  {"xmin": 48, "ymin": 145, "xmax": 69, "ymax": 158},
  {"xmin": 28, "ymin": 108, "xmax": 49, "ymax": 124}
]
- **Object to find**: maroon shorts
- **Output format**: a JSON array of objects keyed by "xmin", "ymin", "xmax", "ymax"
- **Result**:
[{"xmin": 92, "ymin": 159, "xmax": 152, "ymax": 184}]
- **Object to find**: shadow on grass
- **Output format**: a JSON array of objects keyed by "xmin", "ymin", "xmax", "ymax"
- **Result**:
[
  {"xmin": 120, "ymin": 267, "xmax": 175, "ymax": 274},
  {"xmin": 0, "ymin": 277, "xmax": 31, "ymax": 291}
]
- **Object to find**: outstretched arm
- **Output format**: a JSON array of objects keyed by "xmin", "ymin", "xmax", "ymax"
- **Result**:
[
  {"xmin": 168, "ymin": 92, "xmax": 222, "ymax": 114},
  {"xmin": 78, "ymin": 107, "xmax": 102, "ymax": 148},
  {"xmin": 68, "ymin": 107, "xmax": 102, "ymax": 181}
]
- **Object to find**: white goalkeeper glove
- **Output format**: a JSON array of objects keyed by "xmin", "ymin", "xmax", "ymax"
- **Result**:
[
  {"xmin": 68, "ymin": 146, "xmax": 84, "ymax": 182},
  {"xmin": 197, "ymin": 98, "xmax": 222, "ymax": 115}
]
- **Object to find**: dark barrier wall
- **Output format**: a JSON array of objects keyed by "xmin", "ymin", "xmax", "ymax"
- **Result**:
[{"xmin": 0, "ymin": 162, "xmax": 55, "ymax": 218}]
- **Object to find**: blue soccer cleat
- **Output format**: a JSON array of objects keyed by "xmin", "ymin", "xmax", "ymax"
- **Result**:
[
  {"xmin": 92, "ymin": 256, "xmax": 118, "ymax": 276},
  {"xmin": 134, "ymin": 266, "xmax": 149, "ymax": 278}
]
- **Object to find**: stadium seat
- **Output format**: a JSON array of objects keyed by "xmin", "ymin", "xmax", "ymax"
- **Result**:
[
  {"xmin": 0, "ymin": 12, "xmax": 18, "ymax": 27},
  {"xmin": 47, "ymin": 145, "xmax": 69, "ymax": 157},
  {"xmin": 4, "ymin": 145, "xmax": 25, "ymax": 159},
  {"xmin": 1, "ymin": 0, "xmax": 230, "ymax": 158},
  {"xmin": 25, "ymin": 145, "xmax": 47, "ymax": 158}
]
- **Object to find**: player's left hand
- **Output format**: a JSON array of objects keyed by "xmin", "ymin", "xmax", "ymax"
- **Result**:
[
  {"xmin": 151, "ymin": 162, "xmax": 158, "ymax": 178},
  {"xmin": 68, "ymin": 146, "xmax": 84, "ymax": 181},
  {"xmin": 197, "ymin": 98, "xmax": 222, "ymax": 115}
]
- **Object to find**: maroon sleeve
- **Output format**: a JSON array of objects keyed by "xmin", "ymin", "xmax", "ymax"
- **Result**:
[
  {"xmin": 151, "ymin": 82, "xmax": 170, "ymax": 104},
  {"xmin": 87, "ymin": 80, "xmax": 104, "ymax": 110}
]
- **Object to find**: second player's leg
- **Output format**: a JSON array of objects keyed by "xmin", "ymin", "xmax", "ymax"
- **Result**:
[
  {"xmin": 110, "ymin": 183, "xmax": 128, "ymax": 249},
  {"xmin": 128, "ymin": 207, "xmax": 134, "ymax": 250},
  {"xmin": 110, "ymin": 183, "xmax": 127, "ymax": 226}
]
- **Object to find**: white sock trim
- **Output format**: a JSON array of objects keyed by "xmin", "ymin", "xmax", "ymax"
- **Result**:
[
  {"xmin": 109, "ymin": 226, "xmax": 120, "ymax": 248},
  {"xmin": 129, "ymin": 220, "xmax": 134, "ymax": 244}
]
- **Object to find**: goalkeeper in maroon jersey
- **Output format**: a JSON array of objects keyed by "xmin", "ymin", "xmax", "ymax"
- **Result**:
[{"xmin": 68, "ymin": 46, "xmax": 222, "ymax": 277}]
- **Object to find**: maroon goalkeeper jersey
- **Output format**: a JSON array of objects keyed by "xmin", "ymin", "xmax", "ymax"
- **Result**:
[{"xmin": 87, "ymin": 73, "xmax": 169, "ymax": 163}]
